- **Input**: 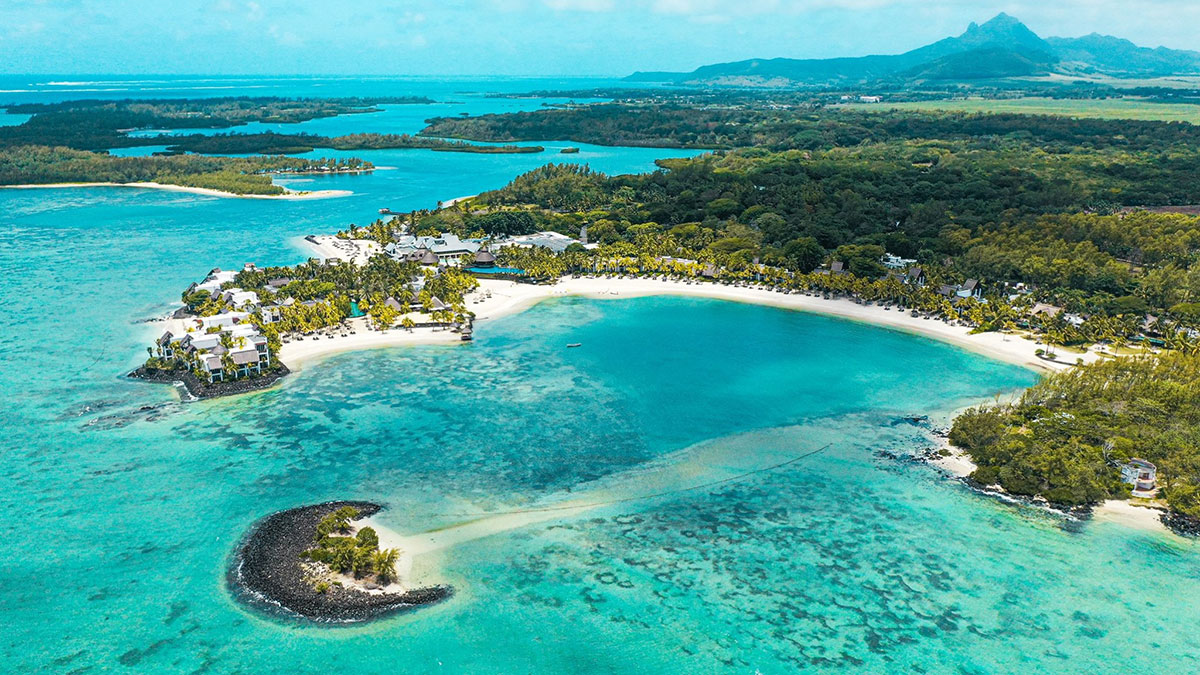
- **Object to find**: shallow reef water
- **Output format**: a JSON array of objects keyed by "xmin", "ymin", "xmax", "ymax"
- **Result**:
[{"xmin": 1, "ymin": 77, "xmax": 1198, "ymax": 673}]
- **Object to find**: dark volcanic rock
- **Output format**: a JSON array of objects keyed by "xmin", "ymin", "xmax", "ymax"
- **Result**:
[
  {"xmin": 229, "ymin": 501, "xmax": 452, "ymax": 623},
  {"xmin": 128, "ymin": 364, "xmax": 290, "ymax": 400},
  {"xmin": 1162, "ymin": 510, "xmax": 1200, "ymax": 537}
]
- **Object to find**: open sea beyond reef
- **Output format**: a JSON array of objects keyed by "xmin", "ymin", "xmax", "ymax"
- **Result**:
[{"xmin": 2, "ymin": 76, "xmax": 1200, "ymax": 674}]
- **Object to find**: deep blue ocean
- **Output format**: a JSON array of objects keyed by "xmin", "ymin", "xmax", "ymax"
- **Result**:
[{"xmin": 2, "ymin": 76, "xmax": 1198, "ymax": 674}]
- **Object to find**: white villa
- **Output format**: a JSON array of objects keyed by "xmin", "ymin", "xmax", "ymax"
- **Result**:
[
  {"xmin": 1121, "ymin": 459, "xmax": 1158, "ymax": 497},
  {"xmin": 155, "ymin": 311, "xmax": 271, "ymax": 383}
]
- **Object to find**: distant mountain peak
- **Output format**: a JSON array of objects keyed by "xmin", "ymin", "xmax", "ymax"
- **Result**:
[
  {"xmin": 626, "ymin": 14, "xmax": 1200, "ymax": 86},
  {"xmin": 958, "ymin": 13, "xmax": 1044, "ymax": 46}
]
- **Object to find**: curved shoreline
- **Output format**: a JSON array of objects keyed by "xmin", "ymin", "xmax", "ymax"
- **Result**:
[
  {"xmin": 0, "ymin": 181, "xmax": 351, "ymax": 200},
  {"xmin": 229, "ymin": 501, "xmax": 452, "ymax": 623},
  {"xmin": 278, "ymin": 277, "xmax": 1096, "ymax": 374}
]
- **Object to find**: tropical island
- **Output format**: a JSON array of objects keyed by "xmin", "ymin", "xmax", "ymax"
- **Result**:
[
  {"xmin": 143, "ymin": 92, "xmax": 1200, "ymax": 533},
  {"xmin": 0, "ymin": 96, "xmax": 545, "ymax": 197},
  {"xmin": 230, "ymin": 501, "xmax": 451, "ymax": 623},
  {"xmin": 124, "ymin": 50, "xmax": 1200, "ymax": 545}
]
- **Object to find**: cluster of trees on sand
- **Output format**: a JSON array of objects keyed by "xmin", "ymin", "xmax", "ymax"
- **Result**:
[{"xmin": 301, "ymin": 506, "xmax": 401, "ymax": 591}]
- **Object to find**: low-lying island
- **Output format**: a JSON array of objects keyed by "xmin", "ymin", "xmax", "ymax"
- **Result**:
[{"xmin": 229, "ymin": 501, "xmax": 451, "ymax": 623}]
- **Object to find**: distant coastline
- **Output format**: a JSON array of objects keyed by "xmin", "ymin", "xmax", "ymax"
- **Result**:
[{"xmin": 0, "ymin": 181, "xmax": 352, "ymax": 200}]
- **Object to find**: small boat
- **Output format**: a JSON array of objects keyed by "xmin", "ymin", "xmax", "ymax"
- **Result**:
[{"xmin": 567, "ymin": 343, "xmax": 582, "ymax": 348}]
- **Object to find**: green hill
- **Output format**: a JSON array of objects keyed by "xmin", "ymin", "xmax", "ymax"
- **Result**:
[{"xmin": 627, "ymin": 13, "xmax": 1200, "ymax": 87}]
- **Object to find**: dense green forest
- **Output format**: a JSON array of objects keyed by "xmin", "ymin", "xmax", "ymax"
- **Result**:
[
  {"xmin": 165, "ymin": 132, "xmax": 543, "ymax": 155},
  {"xmin": 951, "ymin": 354, "xmax": 1200, "ymax": 515},
  {"xmin": 0, "ymin": 146, "xmax": 367, "ymax": 195},
  {"xmin": 0, "ymin": 97, "xmax": 546, "ymax": 158},
  {"xmin": 380, "ymin": 113, "xmax": 1200, "ymax": 519},
  {"xmin": 0, "ymin": 96, "xmax": 429, "ymax": 151},
  {"xmin": 421, "ymin": 103, "xmax": 1200, "ymax": 152},
  {"xmin": 459, "ymin": 142, "xmax": 1200, "ymax": 317}
]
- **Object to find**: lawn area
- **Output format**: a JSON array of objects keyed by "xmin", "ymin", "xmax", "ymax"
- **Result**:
[{"xmin": 841, "ymin": 97, "xmax": 1200, "ymax": 124}]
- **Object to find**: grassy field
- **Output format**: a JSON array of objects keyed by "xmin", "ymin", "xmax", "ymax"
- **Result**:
[{"xmin": 841, "ymin": 97, "xmax": 1200, "ymax": 123}]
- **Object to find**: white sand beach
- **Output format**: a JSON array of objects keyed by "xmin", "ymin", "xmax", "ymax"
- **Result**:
[
  {"xmin": 298, "ymin": 235, "xmax": 381, "ymax": 264},
  {"xmin": 440, "ymin": 194, "xmax": 477, "ymax": 208},
  {"xmin": 1093, "ymin": 499, "xmax": 1170, "ymax": 533},
  {"xmin": 277, "ymin": 316, "xmax": 462, "ymax": 371},
  {"xmin": 0, "ymin": 181, "xmax": 351, "ymax": 200},
  {"xmin": 266, "ymin": 276, "xmax": 1101, "ymax": 373}
]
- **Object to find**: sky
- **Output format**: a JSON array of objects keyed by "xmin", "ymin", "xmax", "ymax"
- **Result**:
[{"xmin": 3, "ymin": 0, "xmax": 1200, "ymax": 76}]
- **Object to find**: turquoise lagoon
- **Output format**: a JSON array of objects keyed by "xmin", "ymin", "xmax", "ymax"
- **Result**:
[{"xmin": 2, "ymin": 78, "xmax": 1200, "ymax": 673}]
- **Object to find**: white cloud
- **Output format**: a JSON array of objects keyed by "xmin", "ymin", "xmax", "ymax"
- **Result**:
[
  {"xmin": 268, "ymin": 23, "xmax": 303, "ymax": 46},
  {"xmin": 543, "ymin": 0, "xmax": 615, "ymax": 11}
]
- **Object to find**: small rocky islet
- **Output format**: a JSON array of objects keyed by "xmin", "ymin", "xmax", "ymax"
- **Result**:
[{"xmin": 229, "ymin": 501, "xmax": 451, "ymax": 623}]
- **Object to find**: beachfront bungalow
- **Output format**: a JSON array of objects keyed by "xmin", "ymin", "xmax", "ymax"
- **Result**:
[
  {"xmin": 193, "ymin": 311, "xmax": 250, "ymax": 332},
  {"xmin": 1029, "ymin": 303, "xmax": 1063, "ymax": 322},
  {"xmin": 220, "ymin": 288, "xmax": 260, "ymax": 309},
  {"xmin": 266, "ymin": 277, "xmax": 293, "ymax": 292},
  {"xmin": 156, "ymin": 331, "xmax": 176, "ymax": 359},
  {"xmin": 260, "ymin": 303, "xmax": 285, "ymax": 324},
  {"xmin": 1121, "ymin": 459, "xmax": 1158, "ymax": 496},
  {"xmin": 816, "ymin": 261, "xmax": 848, "ymax": 276},
  {"xmin": 187, "ymin": 268, "xmax": 239, "ymax": 297},
  {"xmin": 419, "ymin": 249, "xmax": 440, "ymax": 267},
  {"xmin": 957, "ymin": 279, "xmax": 983, "ymax": 299},
  {"xmin": 383, "ymin": 297, "xmax": 405, "ymax": 313},
  {"xmin": 905, "ymin": 267, "xmax": 926, "ymax": 286}
]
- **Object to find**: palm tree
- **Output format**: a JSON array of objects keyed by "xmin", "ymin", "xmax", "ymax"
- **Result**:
[
  {"xmin": 330, "ymin": 545, "xmax": 357, "ymax": 575},
  {"xmin": 373, "ymin": 548, "xmax": 401, "ymax": 585},
  {"xmin": 351, "ymin": 546, "xmax": 375, "ymax": 579}
]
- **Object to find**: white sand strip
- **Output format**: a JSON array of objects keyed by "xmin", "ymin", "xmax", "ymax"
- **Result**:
[{"xmin": 0, "ymin": 181, "xmax": 350, "ymax": 200}]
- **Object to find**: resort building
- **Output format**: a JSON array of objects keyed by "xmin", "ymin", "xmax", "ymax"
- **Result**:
[
  {"xmin": 186, "ymin": 268, "xmax": 238, "ymax": 296},
  {"xmin": 385, "ymin": 234, "xmax": 481, "ymax": 265},
  {"xmin": 220, "ymin": 288, "xmax": 260, "ymax": 309},
  {"xmin": 883, "ymin": 253, "xmax": 917, "ymax": 269},
  {"xmin": 817, "ymin": 261, "xmax": 848, "ymax": 276},
  {"xmin": 1030, "ymin": 303, "xmax": 1063, "ymax": 320},
  {"xmin": 1121, "ymin": 459, "xmax": 1158, "ymax": 497},
  {"xmin": 154, "ymin": 310, "xmax": 271, "ymax": 384},
  {"xmin": 504, "ymin": 231, "xmax": 589, "ymax": 253},
  {"xmin": 957, "ymin": 279, "xmax": 983, "ymax": 299},
  {"xmin": 473, "ymin": 247, "xmax": 496, "ymax": 268}
]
